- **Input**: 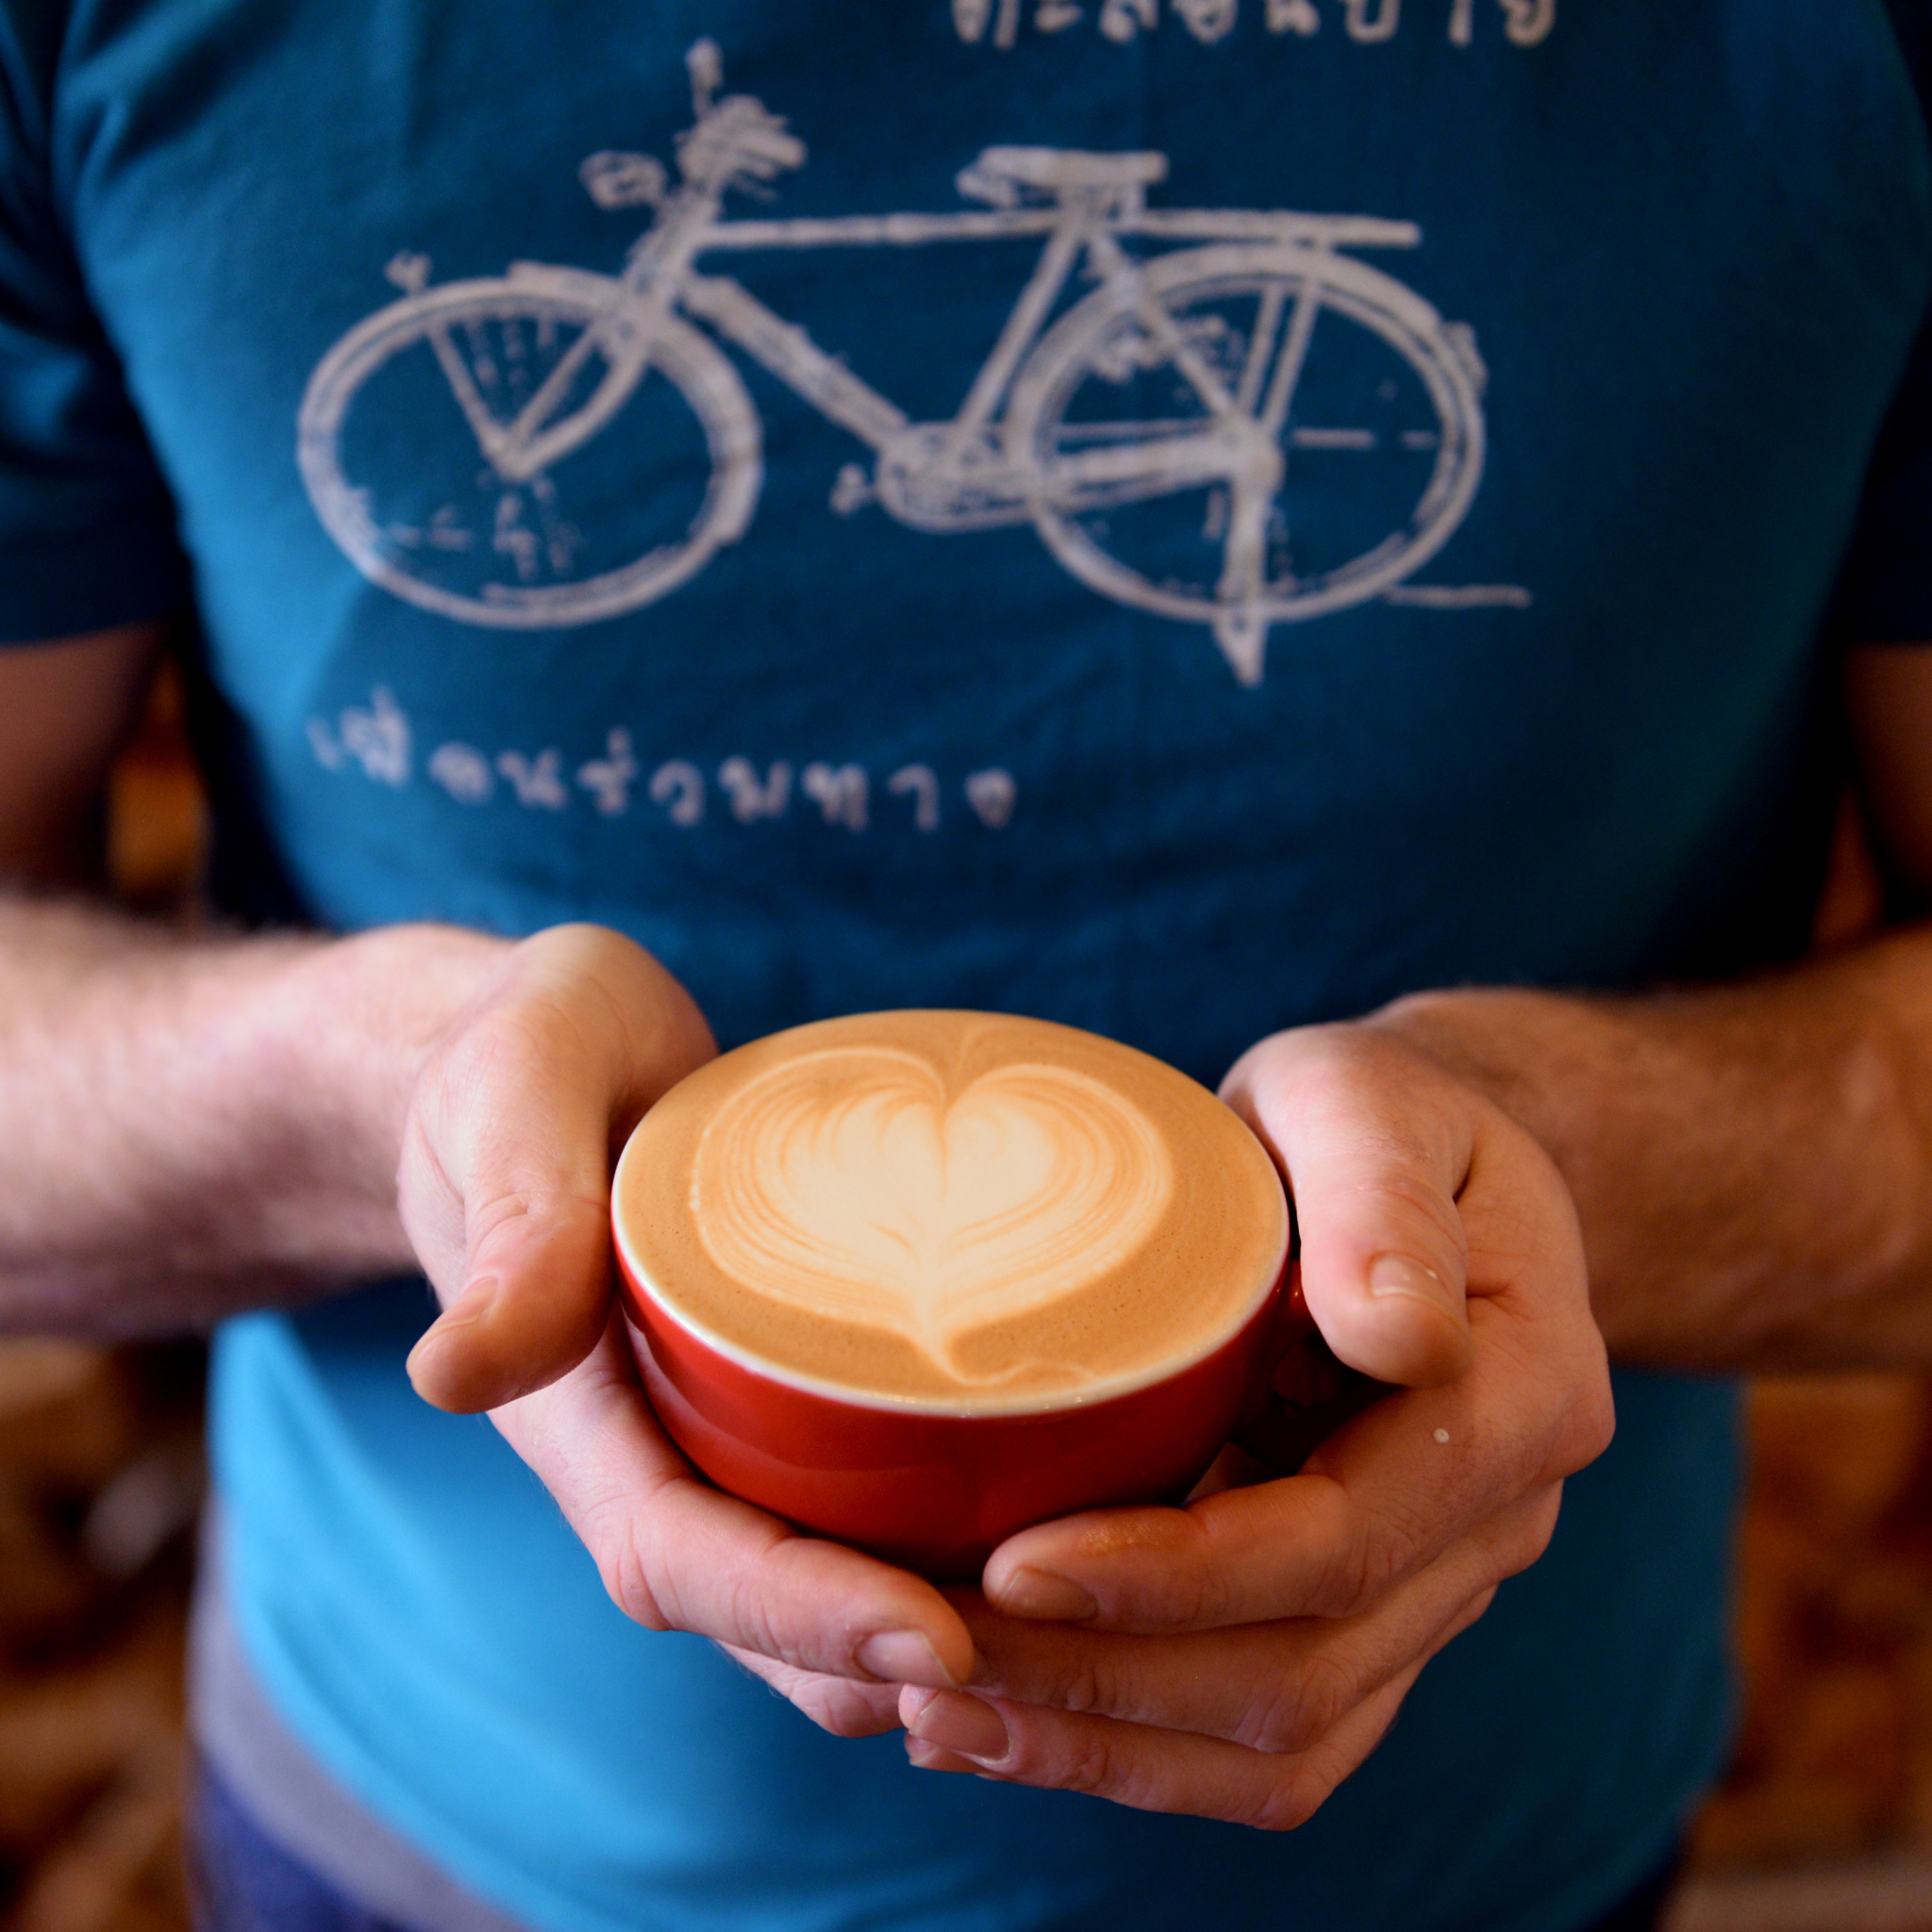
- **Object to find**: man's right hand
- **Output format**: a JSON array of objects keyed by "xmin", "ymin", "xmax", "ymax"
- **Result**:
[
  {"xmin": 0, "ymin": 628, "xmax": 970, "ymax": 1723},
  {"xmin": 394, "ymin": 923, "xmax": 974, "ymax": 1718}
]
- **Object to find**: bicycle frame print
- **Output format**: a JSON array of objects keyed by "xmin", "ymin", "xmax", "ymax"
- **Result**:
[
  {"xmin": 682, "ymin": 174, "xmax": 1433, "ymax": 530},
  {"xmin": 298, "ymin": 42, "xmax": 1495, "ymax": 684}
]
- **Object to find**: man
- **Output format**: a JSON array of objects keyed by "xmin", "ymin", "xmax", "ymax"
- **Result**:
[{"xmin": 1, "ymin": 3, "xmax": 1927, "ymax": 1927}]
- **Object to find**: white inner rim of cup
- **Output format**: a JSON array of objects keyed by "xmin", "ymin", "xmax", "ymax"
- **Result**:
[{"xmin": 611, "ymin": 1125, "xmax": 1291, "ymax": 1418}]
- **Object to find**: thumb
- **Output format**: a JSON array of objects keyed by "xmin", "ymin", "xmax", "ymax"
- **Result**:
[
  {"xmin": 1224, "ymin": 1038, "xmax": 1474, "ymax": 1390},
  {"xmin": 406, "ymin": 1174, "xmax": 615, "ymax": 1413},
  {"xmin": 396, "ymin": 925, "xmax": 717, "ymax": 1414}
]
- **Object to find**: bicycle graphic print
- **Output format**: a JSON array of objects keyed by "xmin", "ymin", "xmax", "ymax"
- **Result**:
[{"xmin": 297, "ymin": 40, "xmax": 1522, "ymax": 687}]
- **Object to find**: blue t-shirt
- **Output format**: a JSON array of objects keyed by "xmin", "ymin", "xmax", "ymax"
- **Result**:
[{"xmin": 3, "ymin": 3, "xmax": 1930, "ymax": 1927}]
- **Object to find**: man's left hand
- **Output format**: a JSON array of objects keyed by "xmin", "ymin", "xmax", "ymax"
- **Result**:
[{"xmin": 736, "ymin": 1023, "xmax": 1614, "ymax": 1826}]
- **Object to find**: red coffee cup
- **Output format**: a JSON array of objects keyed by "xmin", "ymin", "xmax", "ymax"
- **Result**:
[{"xmin": 611, "ymin": 1017, "xmax": 1309, "ymax": 1579}]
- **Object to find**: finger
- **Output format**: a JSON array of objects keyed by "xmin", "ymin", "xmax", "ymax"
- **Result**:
[
  {"xmin": 959, "ymin": 1498, "xmax": 1537, "ymax": 1753},
  {"xmin": 1223, "ymin": 1029, "xmax": 1475, "ymax": 1389},
  {"xmin": 989, "ymin": 1336, "xmax": 1585, "ymax": 1631},
  {"xmin": 492, "ymin": 1313, "xmax": 975, "ymax": 1690},
  {"xmin": 904, "ymin": 1651, "xmax": 1429, "ymax": 1830},
  {"xmin": 719, "ymin": 1646, "xmax": 908, "ymax": 1739},
  {"xmin": 403, "ymin": 925, "xmax": 715, "ymax": 1411},
  {"xmin": 404, "ymin": 1163, "xmax": 616, "ymax": 1414}
]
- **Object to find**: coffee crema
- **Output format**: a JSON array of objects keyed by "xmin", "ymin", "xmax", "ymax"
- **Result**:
[{"xmin": 614, "ymin": 1011, "xmax": 1289, "ymax": 1411}]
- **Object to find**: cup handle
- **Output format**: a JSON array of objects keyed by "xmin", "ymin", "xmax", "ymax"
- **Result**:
[{"xmin": 1232, "ymin": 1251, "xmax": 1393, "ymax": 1476}]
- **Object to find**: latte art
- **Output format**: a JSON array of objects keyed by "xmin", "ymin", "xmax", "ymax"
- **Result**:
[
  {"xmin": 616, "ymin": 1011, "xmax": 1289, "ymax": 1410},
  {"xmin": 692, "ymin": 1051, "xmax": 1174, "ymax": 1384}
]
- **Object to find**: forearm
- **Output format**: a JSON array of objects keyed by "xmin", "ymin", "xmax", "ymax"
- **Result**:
[
  {"xmin": 0, "ymin": 897, "xmax": 505, "ymax": 1334},
  {"xmin": 1374, "ymin": 925, "xmax": 1932, "ymax": 1372}
]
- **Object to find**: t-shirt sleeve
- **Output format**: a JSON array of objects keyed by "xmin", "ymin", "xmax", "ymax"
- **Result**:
[
  {"xmin": 1837, "ymin": 299, "xmax": 1932, "ymax": 645},
  {"xmin": 0, "ymin": 7, "xmax": 190, "ymax": 645},
  {"xmin": 1841, "ymin": 3, "xmax": 1932, "ymax": 644}
]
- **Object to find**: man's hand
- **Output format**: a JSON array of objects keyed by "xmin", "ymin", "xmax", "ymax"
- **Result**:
[
  {"xmin": 398, "ymin": 924, "xmax": 976, "ymax": 1706},
  {"xmin": 874, "ymin": 1024, "xmax": 1613, "ymax": 1825}
]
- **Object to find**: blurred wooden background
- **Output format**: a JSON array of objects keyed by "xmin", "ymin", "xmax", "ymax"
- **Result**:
[
  {"xmin": 6, "ymin": 660, "xmax": 1932, "ymax": 1929},
  {"xmin": 0, "ymin": 1341, "xmax": 202, "ymax": 1931},
  {"xmin": 1, "ymin": 658, "xmax": 208, "ymax": 1931}
]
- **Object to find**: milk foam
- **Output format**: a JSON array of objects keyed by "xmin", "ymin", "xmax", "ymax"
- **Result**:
[
  {"xmin": 692, "ymin": 1049, "xmax": 1174, "ymax": 1386},
  {"xmin": 615, "ymin": 1012, "xmax": 1289, "ymax": 1410}
]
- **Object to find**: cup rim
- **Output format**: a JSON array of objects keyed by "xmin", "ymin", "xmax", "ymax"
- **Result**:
[{"xmin": 610, "ymin": 1123, "xmax": 1291, "ymax": 1420}]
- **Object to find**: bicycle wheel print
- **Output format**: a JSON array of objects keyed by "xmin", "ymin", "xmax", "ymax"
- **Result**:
[
  {"xmin": 298, "ymin": 268, "xmax": 760, "ymax": 630},
  {"xmin": 1009, "ymin": 243, "xmax": 1487, "ymax": 683}
]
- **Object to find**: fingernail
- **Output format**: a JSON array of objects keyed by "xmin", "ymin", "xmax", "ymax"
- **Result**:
[
  {"xmin": 405, "ymin": 1278, "xmax": 500, "ymax": 1389},
  {"xmin": 994, "ymin": 1568, "xmax": 1099, "ymax": 1622},
  {"xmin": 857, "ymin": 1630, "xmax": 958, "ymax": 1690},
  {"xmin": 908, "ymin": 1690, "xmax": 1008, "ymax": 1764},
  {"xmin": 1367, "ymin": 1256, "xmax": 1457, "ymax": 1313},
  {"xmin": 438, "ymin": 1274, "xmax": 501, "ymax": 1332}
]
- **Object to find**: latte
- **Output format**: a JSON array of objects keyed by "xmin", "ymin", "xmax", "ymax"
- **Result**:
[{"xmin": 614, "ymin": 1011, "xmax": 1289, "ymax": 1413}]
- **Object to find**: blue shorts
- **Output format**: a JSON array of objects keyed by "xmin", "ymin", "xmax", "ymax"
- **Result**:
[{"xmin": 186, "ymin": 1755, "xmax": 1685, "ymax": 1932}]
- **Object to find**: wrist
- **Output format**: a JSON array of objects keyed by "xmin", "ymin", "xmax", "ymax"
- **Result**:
[
  {"xmin": 1364, "ymin": 985, "xmax": 1729, "ymax": 1364},
  {"xmin": 1362, "ymin": 985, "xmax": 1605, "ymax": 1156},
  {"xmin": 265, "ymin": 923, "xmax": 510, "ymax": 1273}
]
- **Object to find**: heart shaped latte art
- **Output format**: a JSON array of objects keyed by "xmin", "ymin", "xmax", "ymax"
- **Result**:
[{"xmin": 691, "ymin": 1047, "xmax": 1174, "ymax": 1382}]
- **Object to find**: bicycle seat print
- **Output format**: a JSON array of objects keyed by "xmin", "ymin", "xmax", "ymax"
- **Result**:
[{"xmin": 957, "ymin": 146, "xmax": 1171, "ymax": 207}]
